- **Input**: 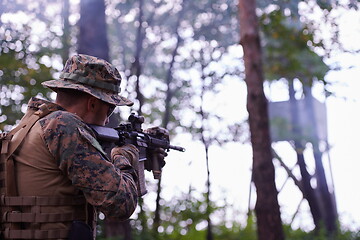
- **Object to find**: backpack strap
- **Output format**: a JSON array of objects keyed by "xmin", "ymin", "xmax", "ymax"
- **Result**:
[
  {"xmin": 2, "ymin": 103, "xmax": 51, "ymax": 156},
  {"xmin": 2, "ymin": 103, "xmax": 52, "ymax": 196}
]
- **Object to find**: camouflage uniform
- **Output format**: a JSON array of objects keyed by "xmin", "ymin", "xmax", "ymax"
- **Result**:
[{"xmin": 0, "ymin": 54, "xmax": 138, "ymax": 239}]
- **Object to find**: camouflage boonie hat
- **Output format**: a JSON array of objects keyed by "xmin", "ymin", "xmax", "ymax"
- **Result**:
[{"xmin": 42, "ymin": 54, "xmax": 133, "ymax": 106}]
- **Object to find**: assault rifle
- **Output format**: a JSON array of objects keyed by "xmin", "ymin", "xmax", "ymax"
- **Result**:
[{"xmin": 90, "ymin": 113, "xmax": 185, "ymax": 196}]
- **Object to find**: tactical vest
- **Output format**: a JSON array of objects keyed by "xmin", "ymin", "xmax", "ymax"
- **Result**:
[{"xmin": 0, "ymin": 104, "xmax": 91, "ymax": 239}]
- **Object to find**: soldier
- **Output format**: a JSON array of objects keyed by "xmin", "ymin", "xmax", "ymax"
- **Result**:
[{"xmin": 0, "ymin": 54, "xmax": 166, "ymax": 239}]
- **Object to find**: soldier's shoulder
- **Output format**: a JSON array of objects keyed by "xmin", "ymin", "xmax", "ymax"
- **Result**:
[
  {"xmin": 38, "ymin": 110, "xmax": 98, "ymax": 153},
  {"xmin": 39, "ymin": 110, "xmax": 88, "ymax": 133},
  {"xmin": 41, "ymin": 110, "xmax": 83, "ymax": 124}
]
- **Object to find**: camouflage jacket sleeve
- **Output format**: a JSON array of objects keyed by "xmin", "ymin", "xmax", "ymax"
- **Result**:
[{"xmin": 39, "ymin": 110, "xmax": 138, "ymax": 219}]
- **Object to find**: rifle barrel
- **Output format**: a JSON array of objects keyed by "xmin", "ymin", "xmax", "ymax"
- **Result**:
[{"xmin": 169, "ymin": 145, "xmax": 185, "ymax": 152}]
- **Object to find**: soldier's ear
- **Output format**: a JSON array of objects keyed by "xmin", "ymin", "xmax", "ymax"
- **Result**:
[{"xmin": 87, "ymin": 97, "xmax": 97, "ymax": 112}]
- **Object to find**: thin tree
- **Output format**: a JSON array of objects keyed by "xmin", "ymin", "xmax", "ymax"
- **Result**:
[
  {"xmin": 303, "ymin": 84, "xmax": 337, "ymax": 234},
  {"xmin": 61, "ymin": 0, "xmax": 70, "ymax": 65},
  {"xmin": 128, "ymin": 0, "xmax": 145, "ymax": 116},
  {"xmin": 197, "ymin": 53, "xmax": 216, "ymax": 240},
  {"xmin": 288, "ymin": 80, "xmax": 322, "ymax": 230},
  {"xmin": 152, "ymin": 1, "xmax": 188, "ymax": 236},
  {"xmin": 238, "ymin": 1, "xmax": 284, "ymax": 240}
]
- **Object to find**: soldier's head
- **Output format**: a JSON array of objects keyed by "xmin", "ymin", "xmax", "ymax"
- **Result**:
[{"xmin": 42, "ymin": 54, "xmax": 132, "ymax": 125}]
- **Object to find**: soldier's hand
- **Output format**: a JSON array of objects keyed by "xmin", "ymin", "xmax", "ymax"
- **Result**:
[
  {"xmin": 111, "ymin": 144, "xmax": 139, "ymax": 169},
  {"xmin": 144, "ymin": 127, "xmax": 169, "ymax": 171},
  {"xmin": 144, "ymin": 126, "xmax": 170, "ymax": 140},
  {"xmin": 148, "ymin": 147, "xmax": 168, "ymax": 170}
]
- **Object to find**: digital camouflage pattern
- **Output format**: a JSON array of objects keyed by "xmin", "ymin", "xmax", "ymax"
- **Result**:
[
  {"xmin": 30, "ymin": 97, "xmax": 138, "ymax": 219},
  {"xmin": 42, "ymin": 54, "xmax": 133, "ymax": 106}
]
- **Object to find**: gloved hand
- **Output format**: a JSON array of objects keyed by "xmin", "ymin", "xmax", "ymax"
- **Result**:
[
  {"xmin": 151, "ymin": 148, "xmax": 168, "ymax": 166},
  {"xmin": 111, "ymin": 144, "xmax": 139, "ymax": 170},
  {"xmin": 143, "ymin": 127, "xmax": 169, "ymax": 172}
]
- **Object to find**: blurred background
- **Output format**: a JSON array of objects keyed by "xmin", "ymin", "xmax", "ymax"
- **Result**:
[{"xmin": 1, "ymin": 0, "xmax": 359, "ymax": 239}]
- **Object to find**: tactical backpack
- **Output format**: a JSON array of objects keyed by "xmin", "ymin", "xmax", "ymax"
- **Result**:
[{"xmin": 0, "ymin": 104, "xmax": 88, "ymax": 239}]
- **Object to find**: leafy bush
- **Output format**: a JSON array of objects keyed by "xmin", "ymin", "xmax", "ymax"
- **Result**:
[{"xmin": 98, "ymin": 191, "xmax": 360, "ymax": 240}]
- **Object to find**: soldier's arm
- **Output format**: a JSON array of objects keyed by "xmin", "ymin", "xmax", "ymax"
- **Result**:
[{"xmin": 40, "ymin": 111, "xmax": 138, "ymax": 219}]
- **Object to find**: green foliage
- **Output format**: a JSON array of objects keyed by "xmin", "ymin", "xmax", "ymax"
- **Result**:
[
  {"xmin": 98, "ymin": 192, "xmax": 360, "ymax": 240},
  {"xmin": 107, "ymin": 0, "xmax": 241, "ymax": 136},
  {"xmin": 0, "ymin": 1, "xmax": 73, "ymax": 131},
  {"xmin": 130, "ymin": 191, "xmax": 216, "ymax": 240},
  {"xmin": 0, "ymin": 23, "xmax": 54, "ymax": 131},
  {"xmin": 260, "ymin": 9, "xmax": 329, "ymax": 85},
  {"xmin": 240, "ymin": 213, "xmax": 257, "ymax": 240},
  {"xmin": 283, "ymin": 224, "xmax": 360, "ymax": 240}
]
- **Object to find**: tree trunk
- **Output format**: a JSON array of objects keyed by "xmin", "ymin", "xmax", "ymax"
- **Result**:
[
  {"xmin": 103, "ymin": 219, "xmax": 132, "ymax": 239},
  {"xmin": 130, "ymin": 0, "xmax": 145, "ymax": 116},
  {"xmin": 61, "ymin": 0, "xmax": 70, "ymax": 65},
  {"xmin": 303, "ymin": 85, "xmax": 337, "ymax": 235},
  {"xmin": 288, "ymin": 80, "xmax": 323, "ymax": 230},
  {"xmin": 204, "ymin": 145, "xmax": 214, "ymax": 240},
  {"xmin": 153, "ymin": 1, "xmax": 187, "ymax": 235},
  {"xmin": 238, "ymin": 1, "xmax": 284, "ymax": 240},
  {"xmin": 78, "ymin": 0, "xmax": 109, "ymax": 60},
  {"xmin": 198, "ymin": 61, "xmax": 214, "ymax": 240}
]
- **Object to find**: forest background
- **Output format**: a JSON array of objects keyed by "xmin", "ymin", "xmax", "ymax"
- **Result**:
[{"xmin": 0, "ymin": 0, "xmax": 360, "ymax": 239}]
